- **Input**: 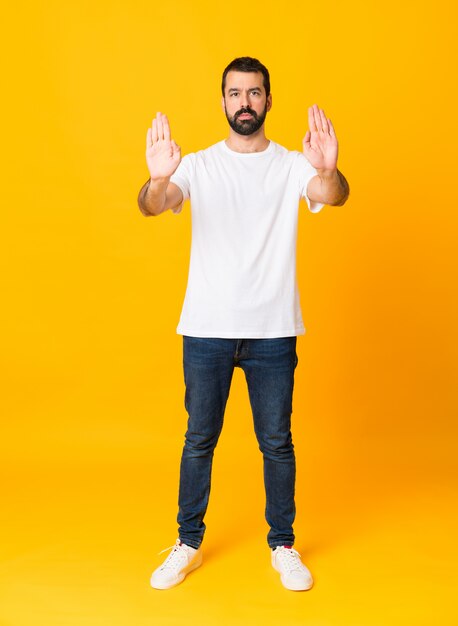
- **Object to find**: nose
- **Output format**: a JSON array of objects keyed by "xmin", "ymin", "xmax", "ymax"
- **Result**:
[{"xmin": 240, "ymin": 91, "xmax": 251, "ymax": 108}]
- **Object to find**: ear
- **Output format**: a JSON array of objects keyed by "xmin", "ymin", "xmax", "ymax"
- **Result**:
[
  {"xmin": 266, "ymin": 93, "xmax": 272, "ymax": 112},
  {"xmin": 221, "ymin": 96, "xmax": 226, "ymax": 113}
]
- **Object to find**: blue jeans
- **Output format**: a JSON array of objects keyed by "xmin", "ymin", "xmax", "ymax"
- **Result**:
[{"xmin": 177, "ymin": 335, "xmax": 299, "ymax": 549}]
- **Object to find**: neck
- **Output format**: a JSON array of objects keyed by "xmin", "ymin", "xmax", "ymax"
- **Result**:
[{"xmin": 225, "ymin": 128, "xmax": 270, "ymax": 153}]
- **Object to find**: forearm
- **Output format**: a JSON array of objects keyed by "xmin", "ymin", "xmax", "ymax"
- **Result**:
[
  {"xmin": 137, "ymin": 176, "xmax": 169, "ymax": 216},
  {"xmin": 316, "ymin": 168, "xmax": 349, "ymax": 206}
]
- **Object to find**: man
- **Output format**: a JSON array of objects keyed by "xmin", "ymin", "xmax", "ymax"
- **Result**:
[{"xmin": 137, "ymin": 56, "xmax": 349, "ymax": 591}]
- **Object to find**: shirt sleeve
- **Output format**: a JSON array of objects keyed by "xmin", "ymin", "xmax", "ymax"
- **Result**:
[
  {"xmin": 169, "ymin": 153, "xmax": 195, "ymax": 214},
  {"xmin": 295, "ymin": 152, "xmax": 325, "ymax": 214}
]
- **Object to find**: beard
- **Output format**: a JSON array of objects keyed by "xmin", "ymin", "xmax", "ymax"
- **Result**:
[{"xmin": 225, "ymin": 102, "xmax": 268, "ymax": 136}]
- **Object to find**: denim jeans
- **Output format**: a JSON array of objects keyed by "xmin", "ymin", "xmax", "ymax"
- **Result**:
[{"xmin": 177, "ymin": 335, "xmax": 299, "ymax": 549}]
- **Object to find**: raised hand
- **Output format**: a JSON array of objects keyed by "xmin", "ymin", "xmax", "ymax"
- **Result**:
[
  {"xmin": 146, "ymin": 112, "xmax": 181, "ymax": 180},
  {"xmin": 302, "ymin": 104, "xmax": 339, "ymax": 172}
]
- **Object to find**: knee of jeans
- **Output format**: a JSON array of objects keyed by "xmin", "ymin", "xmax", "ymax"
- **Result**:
[
  {"xmin": 257, "ymin": 431, "xmax": 294, "ymax": 458},
  {"xmin": 184, "ymin": 428, "xmax": 222, "ymax": 456}
]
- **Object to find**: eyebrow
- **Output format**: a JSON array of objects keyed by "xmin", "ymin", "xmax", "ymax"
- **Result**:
[{"xmin": 228, "ymin": 87, "xmax": 262, "ymax": 93}]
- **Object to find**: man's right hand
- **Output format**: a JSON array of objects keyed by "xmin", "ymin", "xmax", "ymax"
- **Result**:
[{"xmin": 146, "ymin": 112, "xmax": 181, "ymax": 180}]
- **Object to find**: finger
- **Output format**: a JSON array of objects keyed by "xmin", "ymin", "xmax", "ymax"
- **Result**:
[
  {"xmin": 308, "ymin": 106, "xmax": 317, "ymax": 132},
  {"xmin": 163, "ymin": 114, "xmax": 171, "ymax": 142},
  {"xmin": 156, "ymin": 111, "xmax": 164, "ymax": 140},
  {"xmin": 319, "ymin": 108, "xmax": 329, "ymax": 133},
  {"xmin": 152, "ymin": 118, "xmax": 158, "ymax": 143},
  {"xmin": 313, "ymin": 104, "xmax": 322, "ymax": 131},
  {"xmin": 328, "ymin": 118, "xmax": 336, "ymax": 138}
]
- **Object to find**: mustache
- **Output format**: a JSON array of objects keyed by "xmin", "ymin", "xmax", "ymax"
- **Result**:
[{"xmin": 236, "ymin": 108, "xmax": 257, "ymax": 119}]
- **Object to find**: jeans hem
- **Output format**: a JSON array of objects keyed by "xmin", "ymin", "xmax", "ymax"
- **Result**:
[
  {"xmin": 269, "ymin": 542, "xmax": 295, "ymax": 549},
  {"xmin": 179, "ymin": 537, "xmax": 202, "ymax": 550}
]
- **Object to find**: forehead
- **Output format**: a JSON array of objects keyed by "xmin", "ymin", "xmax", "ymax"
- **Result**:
[{"xmin": 225, "ymin": 70, "xmax": 264, "ymax": 91}]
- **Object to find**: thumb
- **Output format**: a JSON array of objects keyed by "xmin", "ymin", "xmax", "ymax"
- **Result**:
[
  {"xmin": 303, "ymin": 130, "xmax": 311, "ymax": 145},
  {"xmin": 171, "ymin": 139, "xmax": 181, "ymax": 154}
]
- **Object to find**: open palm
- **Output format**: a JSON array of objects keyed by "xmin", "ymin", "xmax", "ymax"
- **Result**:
[
  {"xmin": 302, "ymin": 104, "xmax": 338, "ymax": 171},
  {"xmin": 146, "ymin": 112, "xmax": 181, "ymax": 180}
]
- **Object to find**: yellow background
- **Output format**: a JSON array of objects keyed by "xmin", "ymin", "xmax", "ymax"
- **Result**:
[{"xmin": 1, "ymin": 0, "xmax": 457, "ymax": 624}]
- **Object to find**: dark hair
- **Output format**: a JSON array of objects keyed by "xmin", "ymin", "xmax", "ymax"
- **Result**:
[{"xmin": 221, "ymin": 56, "xmax": 270, "ymax": 98}]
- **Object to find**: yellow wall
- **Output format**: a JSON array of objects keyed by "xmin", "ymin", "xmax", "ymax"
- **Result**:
[{"xmin": 1, "ymin": 1, "xmax": 457, "ymax": 624}]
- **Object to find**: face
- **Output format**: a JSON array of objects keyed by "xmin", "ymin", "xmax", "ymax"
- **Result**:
[{"xmin": 222, "ymin": 70, "xmax": 272, "ymax": 136}]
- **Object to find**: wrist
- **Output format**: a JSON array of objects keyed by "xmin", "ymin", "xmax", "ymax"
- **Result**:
[
  {"xmin": 316, "ymin": 168, "xmax": 338, "ymax": 180},
  {"xmin": 149, "ymin": 175, "xmax": 170, "ymax": 185}
]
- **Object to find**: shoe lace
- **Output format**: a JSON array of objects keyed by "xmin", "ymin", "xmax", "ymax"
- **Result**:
[
  {"xmin": 157, "ymin": 541, "xmax": 189, "ymax": 573},
  {"xmin": 276, "ymin": 547, "xmax": 307, "ymax": 573}
]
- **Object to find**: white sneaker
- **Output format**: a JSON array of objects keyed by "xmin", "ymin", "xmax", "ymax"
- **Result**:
[
  {"xmin": 271, "ymin": 545, "xmax": 314, "ymax": 591},
  {"xmin": 150, "ymin": 539, "xmax": 203, "ymax": 589}
]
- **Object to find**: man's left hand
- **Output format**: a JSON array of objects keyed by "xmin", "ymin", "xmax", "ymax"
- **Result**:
[{"xmin": 302, "ymin": 104, "xmax": 339, "ymax": 172}]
